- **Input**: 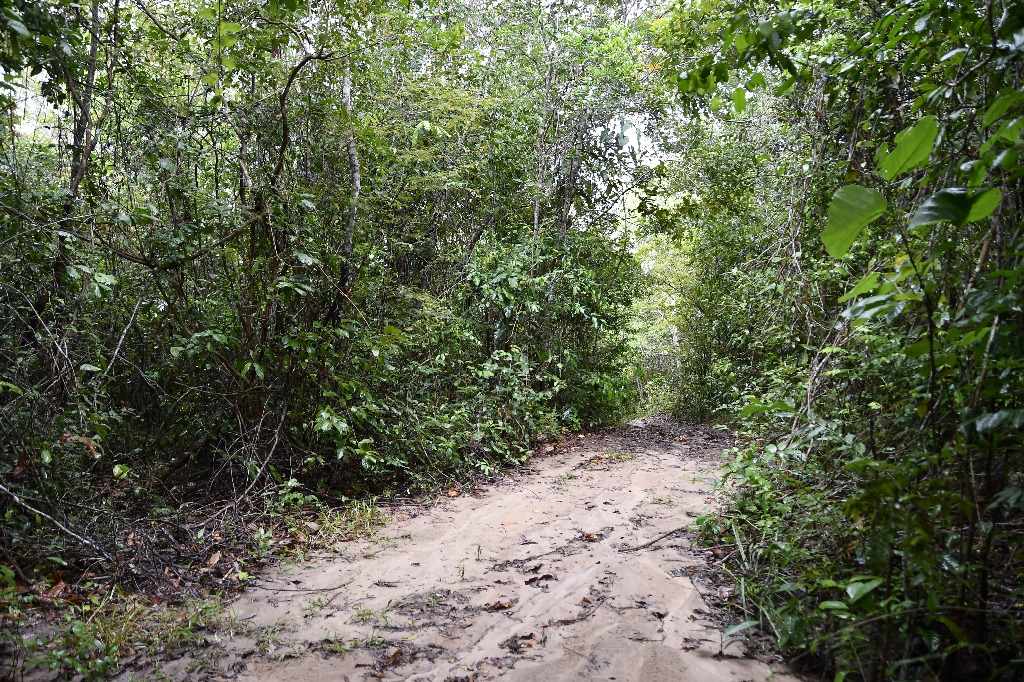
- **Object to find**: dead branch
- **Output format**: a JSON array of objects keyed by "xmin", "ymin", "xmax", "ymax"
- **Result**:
[
  {"xmin": 618, "ymin": 526, "xmax": 689, "ymax": 553},
  {"xmin": 0, "ymin": 481, "xmax": 116, "ymax": 564}
]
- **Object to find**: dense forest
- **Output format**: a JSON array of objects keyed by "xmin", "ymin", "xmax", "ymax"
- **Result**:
[{"xmin": 0, "ymin": 0, "xmax": 1021, "ymax": 679}]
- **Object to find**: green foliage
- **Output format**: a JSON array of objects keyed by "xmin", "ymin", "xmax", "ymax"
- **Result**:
[
  {"xmin": 823, "ymin": 186, "xmax": 886, "ymax": 258},
  {"xmin": 876, "ymin": 116, "xmax": 938, "ymax": 182},
  {"xmin": 0, "ymin": 0, "xmax": 664, "ymax": 674},
  {"xmin": 647, "ymin": 0, "xmax": 1024, "ymax": 677}
]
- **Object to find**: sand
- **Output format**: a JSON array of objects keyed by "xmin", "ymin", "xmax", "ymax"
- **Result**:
[{"xmin": 163, "ymin": 417, "xmax": 800, "ymax": 681}]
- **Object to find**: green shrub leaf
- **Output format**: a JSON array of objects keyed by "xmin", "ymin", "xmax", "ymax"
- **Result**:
[
  {"xmin": 823, "ymin": 185, "xmax": 887, "ymax": 258},
  {"xmin": 846, "ymin": 579, "xmax": 881, "ymax": 603},
  {"xmin": 965, "ymin": 187, "xmax": 1002, "ymax": 222},
  {"xmin": 878, "ymin": 116, "xmax": 938, "ymax": 181},
  {"xmin": 909, "ymin": 188, "xmax": 972, "ymax": 227},
  {"xmin": 838, "ymin": 272, "xmax": 881, "ymax": 303}
]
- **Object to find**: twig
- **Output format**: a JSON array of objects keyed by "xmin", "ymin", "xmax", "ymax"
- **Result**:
[
  {"xmin": 158, "ymin": 224, "xmax": 248, "ymax": 270},
  {"xmin": 192, "ymin": 406, "xmax": 287, "ymax": 527},
  {"xmin": 271, "ymin": 50, "xmax": 335, "ymax": 185},
  {"xmin": 0, "ymin": 545, "xmax": 31, "ymax": 584},
  {"xmin": 130, "ymin": 0, "xmax": 180, "ymax": 40},
  {"xmin": 618, "ymin": 526, "xmax": 689, "ymax": 553},
  {"xmin": 230, "ymin": 406, "xmax": 287, "ymax": 509},
  {"xmin": 257, "ymin": 579, "xmax": 354, "ymax": 593},
  {"xmin": 0, "ymin": 481, "xmax": 115, "ymax": 564},
  {"xmin": 101, "ymin": 297, "xmax": 142, "ymax": 379},
  {"xmin": 563, "ymin": 645, "xmax": 599, "ymax": 665},
  {"xmin": 549, "ymin": 598, "xmax": 603, "ymax": 626}
]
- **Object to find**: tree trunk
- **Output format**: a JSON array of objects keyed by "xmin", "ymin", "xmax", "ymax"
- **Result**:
[{"xmin": 341, "ymin": 57, "xmax": 361, "ymax": 295}]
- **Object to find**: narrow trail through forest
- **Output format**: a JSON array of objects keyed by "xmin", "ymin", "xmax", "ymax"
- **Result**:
[{"xmin": 161, "ymin": 418, "xmax": 799, "ymax": 681}]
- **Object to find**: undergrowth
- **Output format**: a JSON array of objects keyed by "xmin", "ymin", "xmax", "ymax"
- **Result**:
[
  {"xmin": 0, "ymin": 493, "xmax": 390, "ymax": 679},
  {"xmin": 640, "ymin": 0, "xmax": 1024, "ymax": 678}
]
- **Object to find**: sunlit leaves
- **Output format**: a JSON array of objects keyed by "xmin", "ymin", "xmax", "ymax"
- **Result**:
[
  {"xmin": 877, "ymin": 116, "xmax": 938, "ymax": 181},
  {"xmin": 731, "ymin": 87, "xmax": 746, "ymax": 113},
  {"xmin": 845, "ymin": 579, "xmax": 881, "ymax": 603},
  {"xmin": 655, "ymin": 5, "xmax": 820, "ymax": 107},
  {"xmin": 838, "ymin": 272, "xmax": 881, "ymax": 303},
  {"xmin": 822, "ymin": 185, "xmax": 887, "ymax": 258}
]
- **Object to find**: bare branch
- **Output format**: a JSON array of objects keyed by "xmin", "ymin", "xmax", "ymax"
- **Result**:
[
  {"xmin": 130, "ymin": 0, "xmax": 181, "ymax": 41},
  {"xmin": 0, "ymin": 481, "xmax": 116, "ymax": 564},
  {"xmin": 271, "ymin": 50, "xmax": 334, "ymax": 185}
]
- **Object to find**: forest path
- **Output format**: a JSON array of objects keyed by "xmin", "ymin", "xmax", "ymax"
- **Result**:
[{"xmin": 167, "ymin": 417, "xmax": 798, "ymax": 681}]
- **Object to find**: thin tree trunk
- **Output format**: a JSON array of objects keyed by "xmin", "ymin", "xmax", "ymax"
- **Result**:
[
  {"xmin": 341, "ymin": 57, "xmax": 361, "ymax": 294},
  {"xmin": 532, "ymin": 59, "xmax": 555, "ymax": 242}
]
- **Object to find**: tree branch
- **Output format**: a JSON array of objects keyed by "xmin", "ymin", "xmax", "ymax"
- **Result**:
[
  {"xmin": 129, "ymin": 0, "xmax": 181, "ymax": 41},
  {"xmin": 271, "ymin": 50, "xmax": 334, "ymax": 185},
  {"xmin": 0, "ymin": 481, "xmax": 116, "ymax": 564}
]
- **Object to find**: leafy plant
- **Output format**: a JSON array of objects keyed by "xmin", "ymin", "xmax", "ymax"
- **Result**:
[{"xmin": 645, "ymin": 0, "xmax": 1024, "ymax": 677}]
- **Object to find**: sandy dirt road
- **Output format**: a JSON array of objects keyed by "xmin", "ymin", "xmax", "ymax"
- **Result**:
[{"xmin": 166, "ymin": 417, "xmax": 799, "ymax": 682}]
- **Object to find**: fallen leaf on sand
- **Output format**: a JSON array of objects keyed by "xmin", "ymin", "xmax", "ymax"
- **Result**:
[
  {"xmin": 484, "ymin": 601, "xmax": 515, "ymax": 611},
  {"xmin": 525, "ymin": 573, "xmax": 556, "ymax": 587},
  {"xmin": 384, "ymin": 647, "xmax": 403, "ymax": 667},
  {"xmin": 501, "ymin": 633, "xmax": 538, "ymax": 653}
]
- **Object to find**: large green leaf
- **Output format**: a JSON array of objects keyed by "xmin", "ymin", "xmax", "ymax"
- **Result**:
[
  {"xmin": 822, "ymin": 185, "xmax": 887, "ymax": 258},
  {"xmin": 910, "ymin": 187, "xmax": 1002, "ymax": 228},
  {"xmin": 7, "ymin": 18, "xmax": 30, "ymax": 38},
  {"xmin": 838, "ymin": 271, "xmax": 881, "ymax": 303},
  {"xmin": 965, "ymin": 187, "xmax": 1002, "ymax": 222},
  {"xmin": 983, "ymin": 89, "xmax": 1023, "ymax": 127},
  {"xmin": 846, "ymin": 579, "xmax": 882, "ymax": 603},
  {"xmin": 909, "ymin": 188, "xmax": 971, "ymax": 227},
  {"xmin": 877, "ymin": 116, "xmax": 938, "ymax": 181}
]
